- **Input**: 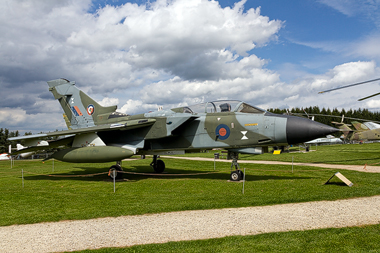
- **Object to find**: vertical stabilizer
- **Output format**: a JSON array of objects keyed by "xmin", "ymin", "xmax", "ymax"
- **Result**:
[
  {"xmin": 332, "ymin": 122, "xmax": 353, "ymax": 140},
  {"xmin": 48, "ymin": 79, "xmax": 117, "ymax": 129},
  {"xmin": 351, "ymin": 121, "xmax": 369, "ymax": 131}
]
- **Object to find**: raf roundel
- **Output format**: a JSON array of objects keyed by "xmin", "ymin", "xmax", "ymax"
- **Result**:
[
  {"xmin": 87, "ymin": 104, "xmax": 95, "ymax": 115},
  {"xmin": 215, "ymin": 124, "xmax": 230, "ymax": 140}
]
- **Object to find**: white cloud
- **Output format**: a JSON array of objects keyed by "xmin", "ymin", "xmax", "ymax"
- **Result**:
[
  {"xmin": 98, "ymin": 97, "xmax": 119, "ymax": 107},
  {"xmin": 0, "ymin": 107, "xmax": 65, "ymax": 133},
  {"xmin": 349, "ymin": 34, "xmax": 380, "ymax": 59},
  {"xmin": 318, "ymin": 0, "xmax": 380, "ymax": 27},
  {"xmin": 138, "ymin": 66, "xmax": 280, "ymax": 105},
  {"xmin": 366, "ymin": 99, "xmax": 380, "ymax": 109},
  {"xmin": 314, "ymin": 61, "xmax": 377, "ymax": 90},
  {"xmin": 66, "ymin": 0, "xmax": 282, "ymax": 78},
  {"xmin": 318, "ymin": 0, "xmax": 361, "ymax": 17},
  {"xmin": 119, "ymin": 99, "xmax": 159, "ymax": 114},
  {"xmin": 0, "ymin": 0, "xmax": 283, "ymax": 98},
  {"xmin": 261, "ymin": 61, "xmax": 380, "ymax": 111},
  {"xmin": 0, "ymin": 108, "xmax": 27, "ymax": 125}
]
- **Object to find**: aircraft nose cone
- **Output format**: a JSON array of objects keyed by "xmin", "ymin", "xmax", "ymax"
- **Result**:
[{"xmin": 286, "ymin": 116, "xmax": 339, "ymax": 144}]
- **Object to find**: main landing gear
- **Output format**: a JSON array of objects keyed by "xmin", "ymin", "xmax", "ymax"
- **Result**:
[
  {"xmin": 228, "ymin": 152, "xmax": 244, "ymax": 181},
  {"xmin": 150, "ymin": 155, "xmax": 165, "ymax": 173},
  {"xmin": 108, "ymin": 161, "xmax": 123, "ymax": 180}
]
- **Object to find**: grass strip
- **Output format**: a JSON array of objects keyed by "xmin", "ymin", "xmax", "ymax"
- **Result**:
[
  {"xmin": 73, "ymin": 224, "xmax": 380, "ymax": 253},
  {"xmin": 181, "ymin": 142, "xmax": 380, "ymax": 166}
]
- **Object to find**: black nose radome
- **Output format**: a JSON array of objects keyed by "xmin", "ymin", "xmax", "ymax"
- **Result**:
[{"xmin": 286, "ymin": 116, "xmax": 339, "ymax": 144}]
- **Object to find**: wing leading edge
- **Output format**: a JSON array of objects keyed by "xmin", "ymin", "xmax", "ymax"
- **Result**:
[{"xmin": 9, "ymin": 118, "xmax": 157, "ymax": 154}]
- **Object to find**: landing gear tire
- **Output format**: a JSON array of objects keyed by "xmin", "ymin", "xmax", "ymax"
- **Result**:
[
  {"xmin": 150, "ymin": 155, "xmax": 166, "ymax": 173},
  {"xmin": 153, "ymin": 159, "xmax": 165, "ymax": 173},
  {"xmin": 230, "ymin": 170, "xmax": 244, "ymax": 181},
  {"xmin": 109, "ymin": 165, "xmax": 123, "ymax": 180}
]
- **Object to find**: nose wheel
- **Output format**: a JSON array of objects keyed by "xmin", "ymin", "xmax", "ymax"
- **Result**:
[
  {"xmin": 228, "ymin": 151, "xmax": 244, "ymax": 181},
  {"xmin": 230, "ymin": 170, "xmax": 244, "ymax": 181},
  {"xmin": 150, "ymin": 155, "xmax": 165, "ymax": 173}
]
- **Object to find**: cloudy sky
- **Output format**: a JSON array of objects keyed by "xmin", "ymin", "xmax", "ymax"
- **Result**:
[{"xmin": 1, "ymin": 0, "xmax": 380, "ymax": 133}]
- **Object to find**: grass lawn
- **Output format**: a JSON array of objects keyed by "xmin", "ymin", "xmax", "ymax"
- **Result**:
[
  {"xmin": 183, "ymin": 142, "xmax": 380, "ymax": 166},
  {"xmin": 73, "ymin": 224, "xmax": 380, "ymax": 253},
  {"xmin": 1, "ymin": 142, "xmax": 380, "ymax": 226}
]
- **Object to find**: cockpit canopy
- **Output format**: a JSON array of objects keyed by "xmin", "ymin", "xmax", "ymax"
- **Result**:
[
  {"xmin": 173, "ymin": 100, "xmax": 266, "ymax": 114},
  {"xmin": 108, "ymin": 111, "xmax": 129, "ymax": 119}
]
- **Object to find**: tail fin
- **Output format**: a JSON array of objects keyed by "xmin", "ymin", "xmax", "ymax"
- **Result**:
[
  {"xmin": 332, "ymin": 121, "xmax": 353, "ymax": 140},
  {"xmin": 16, "ymin": 143, "xmax": 32, "ymax": 158},
  {"xmin": 351, "ymin": 121, "xmax": 369, "ymax": 131},
  {"xmin": 16, "ymin": 143, "xmax": 25, "ymax": 151},
  {"xmin": 47, "ymin": 79, "xmax": 117, "ymax": 129}
]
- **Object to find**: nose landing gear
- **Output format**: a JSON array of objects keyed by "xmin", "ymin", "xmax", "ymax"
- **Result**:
[{"xmin": 228, "ymin": 151, "xmax": 244, "ymax": 181}]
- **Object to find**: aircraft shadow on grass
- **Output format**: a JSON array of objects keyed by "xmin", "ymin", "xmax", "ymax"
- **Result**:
[{"xmin": 23, "ymin": 165, "xmax": 312, "ymax": 182}]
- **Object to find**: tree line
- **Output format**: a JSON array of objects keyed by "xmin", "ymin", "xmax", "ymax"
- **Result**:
[
  {"xmin": 0, "ymin": 128, "xmax": 32, "ymax": 153},
  {"xmin": 267, "ymin": 106, "xmax": 380, "ymax": 128}
]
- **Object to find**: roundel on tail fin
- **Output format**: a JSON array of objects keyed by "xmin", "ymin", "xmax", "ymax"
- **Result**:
[{"xmin": 87, "ymin": 104, "xmax": 95, "ymax": 115}]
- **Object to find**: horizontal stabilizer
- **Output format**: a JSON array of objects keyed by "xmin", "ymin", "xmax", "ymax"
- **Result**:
[
  {"xmin": 9, "ymin": 118, "xmax": 156, "ymax": 142},
  {"xmin": 11, "ymin": 136, "xmax": 75, "ymax": 156}
]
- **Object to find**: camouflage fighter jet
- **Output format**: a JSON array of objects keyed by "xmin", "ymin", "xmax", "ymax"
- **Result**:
[
  {"xmin": 348, "ymin": 121, "xmax": 380, "ymax": 142},
  {"xmin": 10, "ymin": 79, "xmax": 338, "ymax": 181},
  {"xmin": 333, "ymin": 120, "xmax": 380, "ymax": 143},
  {"xmin": 351, "ymin": 121, "xmax": 370, "ymax": 131}
]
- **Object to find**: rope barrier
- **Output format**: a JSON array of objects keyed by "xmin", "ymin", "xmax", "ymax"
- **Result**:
[
  {"xmin": 22, "ymin": 171, "xmax": 108, "ymax": 177},
  {"xmin": 120, "ymin": 171, "xmax": 220, "ymax": 176},
  {"xmin": 17, "ymin": 170, "xmax": 221, "ymax": 178}
]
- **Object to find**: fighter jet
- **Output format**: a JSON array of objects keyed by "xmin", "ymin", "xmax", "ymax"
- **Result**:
[
  {"xmin": 332, "ymin": 120, "xmax": 380, "ymax": 143},
  {"xmin": 10, "ymin": 79, "xmax": 338, "ymax": 181},
  {"xmin": 305, "ymin": 135, "xmax": 343, "ymax": 145},
  {"xmin": 346, "ymin": 121, "xmax": 380, "ymax": 142}
]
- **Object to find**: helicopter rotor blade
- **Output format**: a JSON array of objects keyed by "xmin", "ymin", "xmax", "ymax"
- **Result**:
[
  {"xmin": 358, "ymin": 92, "xmax": 380, "ymax": 101},
  {"xmin": 318, "ymin": 78, "xmax": 380, "ymax": 94}
]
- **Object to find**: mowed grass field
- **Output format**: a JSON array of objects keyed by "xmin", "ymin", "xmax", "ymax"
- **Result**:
[
  {"xmin": 1, "ymin": 143, "xmax": 380, "ymax": 251},
  {"xmin": 182, "ymin": 142, "xmax": 380, "ymax": 166}
]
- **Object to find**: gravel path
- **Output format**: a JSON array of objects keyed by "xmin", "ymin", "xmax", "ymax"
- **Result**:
[
  {"xmin": 162, "ymin": 156, "xmax": 380, "ymax": 173},
  {"xmin": 1, "ymin": 196, "xmax": 380, "ymax": 253}
]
